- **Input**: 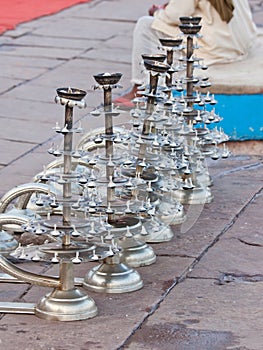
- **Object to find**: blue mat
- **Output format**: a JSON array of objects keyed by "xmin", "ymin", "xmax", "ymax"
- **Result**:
[
  {"xmin": 172, "ymin": 92, "xmax": 263, "ymax": 140},
  {"xmin": 211, "ymin": 94, "xmax": 263, "ymax": 141}
]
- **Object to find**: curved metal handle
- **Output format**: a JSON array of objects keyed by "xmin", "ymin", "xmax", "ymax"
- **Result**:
[
  {"xmin": 0, "ymin": 213, "xmax": 29, "ymax": 228},
  {"xmin": 0, "ymin": 254, "xmax": 59, "ymax": 288},
  {"xmin": 0, "ymin": 214, "xmax": 60, "ymax": 288},
  {"xmin": 0, "ymin": 183, "xmax": 57, "ymax": 212}
]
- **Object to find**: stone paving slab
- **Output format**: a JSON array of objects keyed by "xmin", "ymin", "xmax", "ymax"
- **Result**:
[
  {"xmin": 80, "ymin": 46, "xmax": 132, "ymax": 64},
  {"xmin": 122, "ymin": 161, "xmax": 263, "ymax": 350},
  {"xmin": 0, "ymin": 43, "xmax": 83, "ymax": 60},
  {"xmin": 0, "ymin": 95, "xmax": 87, "ymax": 122},
  {"xmin": 67, "ymin": 0, "xmax": 164, "ymax": 21},
  {"xmin": 33, "ymin": 17, "xmax": 134, "ymax": 41},
  {"xmin": 0, "ymin": 149, "xmax": 52, "ymax": 196},
  {"xmin": 2, "ymin": 84, "xmax": 68, "ymax": 103},
  {"xmin": 124, "ymin": 279, "xmax": 263, "ymax": 350},
  {"xmin": 9, "ymin": 35, "xmax": 99, "ymax": 51},
  {"xmin": 0, "ymin": 77, "xmax": 24, "ymax": 94},
  {"xmin": 27, "ymin": 58, "xmax": 132, "ymax": 99},
  {"xmin": 0, "ymin": 139, "xmax": 37, "ymax": 166},
  {"xmin": 0, "ymin": 54, "xmax": 63, "ymax": 69},
  {"xmin": 0, "ymin": 64, "xmax": 49, "ymax": 81},
  {"xmin": 188, "ymin": 189, "xmax": 263, "ymax": 279},
  {"xmin": 104, "ymin": 35, "xmax": 133, "ymax": 50},
  {"xmin": 0, "ymin": 117, "xmax": 55, "ymax": 143}
]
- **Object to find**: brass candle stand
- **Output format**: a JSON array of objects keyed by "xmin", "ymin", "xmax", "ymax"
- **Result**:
[
  {"xmin": 46, "ymin": 84, "xmax": 146, "ymax": 293},
  {"xmin": 79, "ymin": 72, "xmax": 158, "ymax": 293},
  {"xmin": 127, "ymin": 17, "xmax": 229, "ymax": 209},
  {"xmin": 163, "ymin": 17, "xmax": 229, "ymax": 204},
  {"xmin": 77, "ymin": 68, "xmax": 184, "ymax": 244},
  {"xmin": 0, "ymin": 87, "xmax": 119, "ymax": 320},
  {"xmin": 126, "ymin": 59, "xmax": 186, "ymax": 241}
]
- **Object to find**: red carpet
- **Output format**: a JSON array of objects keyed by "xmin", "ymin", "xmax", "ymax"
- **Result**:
[{"xmin": 0, "ymin": 0, "xmax": 92, "ymax": 35}]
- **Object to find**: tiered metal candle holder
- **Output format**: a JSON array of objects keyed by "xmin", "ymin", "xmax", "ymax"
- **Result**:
[
  {"xmin": 128, "ymin": 17, "xmax": 230, "ymax": 206},
  {"xmin": 73, "ymin": 73, "xmax": 158, "ymax": 293},
  {"xmin": 170, "ymin": 17, "xmax": 229, "ymax": 204},
  {"xmin": 125, "ymin": 57, "xmax": 187, "ymax": 240},
  {"xmin": 0, "ymin": 88, "xmax": 122, "ymax": 320}
]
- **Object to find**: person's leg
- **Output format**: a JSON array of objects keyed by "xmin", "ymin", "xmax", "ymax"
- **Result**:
[
  {"xmin": 117, "ymin": 16, "xmax": 165, "ymax": 102},
  {"xmin": 131, "ymin": 16, "xmax": 163, "ymax": 85}
]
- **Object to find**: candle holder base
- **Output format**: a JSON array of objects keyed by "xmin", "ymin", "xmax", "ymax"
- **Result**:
[
  {"xmin": 157, "ymin": 201, "xmax": 186, "ymax": 226},
  {"xmin": 119, "ymin": 238, "xmax": 156, "ymax": 267},
  {"xmin": 35, "ymin": 287, "xmax": 98, "ymax": 321},
  {"xmin": 110, "ymin": 217, "xmax": 156, "ymax": 267},
  {"xmin": 143, "ymin": 220, "xmax": 175, "ymax": 243},
  {"xmin": 196, "ymin": 172, "xmax": 213, "ymax": 187},
  {"xmin": 173, "ymin": 186, "xmax": 213, "ymax": 205},
  {"xmin": 83, "ymin": 257, "xmax": 143, "ymax": 293}
]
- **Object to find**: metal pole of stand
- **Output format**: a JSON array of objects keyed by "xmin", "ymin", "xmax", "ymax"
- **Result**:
[
  {"xmin": 186, "ymin": 35, "xmax": 194, "ymax": 107},
  {"xmin": 166, "ymin": 49, "xmax": 173, "ymax": 90},
  {"xmin": 104, "ymin": 86, "xmax": 114, "ymax": 161},
  {"xmin": 63, "ymin": 104, "xmax": 73, "ymax": 231},
  {"xmin": 146, "ymin": 73, "xmax": 159, "ymax": 116},
  {"xmin": 136, "ymin": 71, "xmax": 160, "ymax": 176}
]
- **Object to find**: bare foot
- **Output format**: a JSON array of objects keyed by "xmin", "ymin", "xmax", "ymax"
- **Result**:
[
  {"xmin": 113, "ymin": 85, "xmax": 142, "ymax": 110},
  {"xmin": 119, "ymin": 85, "xmax": 140, "ymax": 101}
]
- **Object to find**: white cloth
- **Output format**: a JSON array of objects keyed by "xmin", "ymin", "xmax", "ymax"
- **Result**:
[
  {"xmin": 131, "ymin": 16, "xmax": 168, "ymax": 85},
  {"xmin": 131, "ymin": 0, "xmax": 257, "ymax": 85}
]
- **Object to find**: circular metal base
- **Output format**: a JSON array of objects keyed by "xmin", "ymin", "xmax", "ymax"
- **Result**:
[
  {"xmin": 157, "ymin": 201, "xmax": 186, "ymax": 226},
  {"xmin": 142, "ymin": 220, "xmax": 174, "ymax": 243},
  {"xmin": 83, "ymin": 261, "xmax": 143, "ymax": 293},
  {"xmin": 119, "ymin": 238, "xmax": 156, "ymax": 267},
  {"xmin": 110, "ymin": 217, "xmax": 156, "ymax": 267},
  {"xmin": 196, "ymin": 172, "xmax": 213, "ymax": 187},
  {"xmin": 159, "ymin": 211, "xmax": 186, "ymax": 226},
  {"xmin": 173, "ymin": 186, "xmax": 213, "ymax": 205},
  {"xmin": 35, "ymin": 288, "xmax": 98, "ymax": 321}
]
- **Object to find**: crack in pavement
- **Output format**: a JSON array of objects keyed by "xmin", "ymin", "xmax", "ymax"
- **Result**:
[
  {"xmin": 237, "ymin": 237, "xmax": 263, "ymax": 247},
  {"xmin": 217, "ymin": 272, "xmax": 263, "ymax": 285},
  {"xmin": 116, "ymin": 185, "xmax": 263, "ymax": 350},
  {"xmin": 213, "ymin": 161, "xmax": 263, "ymax": 179}
]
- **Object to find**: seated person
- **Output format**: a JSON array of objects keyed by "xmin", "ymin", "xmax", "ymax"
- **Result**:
[{"xmin": 114, "ymin": 0, "xmax": 257, "ymax": 107}]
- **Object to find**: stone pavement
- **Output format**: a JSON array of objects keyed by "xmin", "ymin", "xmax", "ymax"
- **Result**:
[{"xmin": 0, "ymin": 1, "xmax": 263, "ymax": 349}]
